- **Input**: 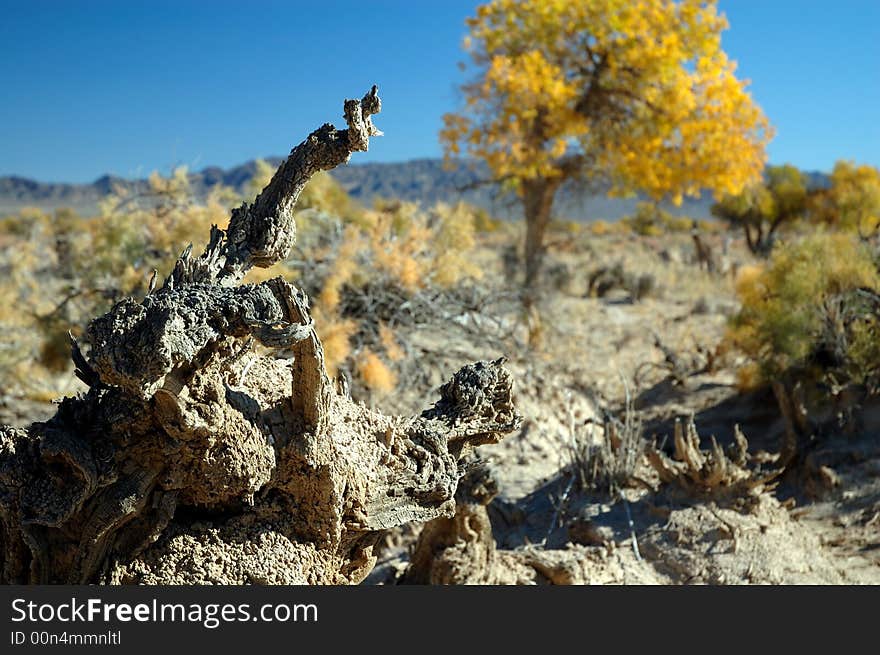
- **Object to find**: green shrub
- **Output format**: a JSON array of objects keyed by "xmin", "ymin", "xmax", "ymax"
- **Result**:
[{"xmin": 728, "ymin": 232, "xmax": 880, "ymax": 389}]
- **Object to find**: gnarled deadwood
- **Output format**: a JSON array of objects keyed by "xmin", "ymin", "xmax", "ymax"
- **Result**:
[
  {"xmin": 169, "ymin": 85, "xmax": 382, "ymax": 287},
  {"xmin": 401, "ymin": 458, "xmax": 500, "ymax": 585},
  {"xmin": 0, "ymin": 89, "xmax": 520, "ymax": 585},
  {"xmin": 646, "ymin": 417, "xmax": 781, "ymax": 504}
]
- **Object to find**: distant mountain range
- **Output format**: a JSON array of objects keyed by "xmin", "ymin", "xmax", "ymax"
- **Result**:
[{"xmin": 0, "ymin": 158, "xmax": 830, "ymax": 222}]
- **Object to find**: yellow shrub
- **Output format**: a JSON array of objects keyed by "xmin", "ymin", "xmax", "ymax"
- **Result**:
[
  {"xmin": 303, "ymin": 199, "xmax": 483, "ymax": 393},
  {"xmin": 0, "ymin": 207, "xmax": 49, "ymax": 237},
  {"xmin": 362, "ymin": 206, "xmax": 429, "ymax": 291},
  {"xmin": 590, "ymin": 220, "xmax": 612, "ymax": 236},
  {"xmin": 697, "ymin": 219, "xmax": 725, "ymax": 233},
  {"xmin": 314, "ymin": 309, "xmax": 357, "ymax": 378},
  {"xmin": 735, "ymin": 362, "xmax": 762, "ymax": 393},
  {"xmin": 549, "ymin": 218, "xmax": 582, "ymax": 235},
  {"xmin": 663, "ymin": 215, "xmax": 695, "ymax": 233},
  {"xmin": 379, "ymin": 323, "xmax": 405, "ymax": 362},
  {"xmin": 356, "ymin": 348, "xmax": 397, "ymax": 394},
  {"xmin": 733, "ymin": 264, "xmax": 766, "ymax": 306},
  {"xmin": 296, "ymin": 170, "xmax": 365, "ymax": 225},
  {"xmin": 426, "ymin": 203, "xmax": 483, "ymax": 286},
  {"xmin": 319, "ymin": 227, "xmax": 364, "ymax": 309},
  {"xmin": 242, "ymin": 265, "xmax": 286, "ymax": 285},
  {"xmin": 622, "ymin": 202, "xmax": 668, "ymax": 236},
  {"xmin": 470, "ymin": 205, "xmax": 504, "ymax": 233}
]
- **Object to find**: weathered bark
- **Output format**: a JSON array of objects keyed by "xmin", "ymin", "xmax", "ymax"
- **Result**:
[
  {"xmin": 172, "ymin": 85, "xmax": 383, "ymax": 288},
  {"xmin": 0, "ymin": 89, "xmax": 520, "ymax": 585},
  {"xmin": 743, "ymin": 223, "xmax": 761, "ymax": 255}
]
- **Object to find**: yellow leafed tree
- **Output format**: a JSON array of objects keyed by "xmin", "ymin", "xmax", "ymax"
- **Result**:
[
  {"xmin": 442, "ymin": 0, "xmax": 773, "ymax": 288},
  {"xmin": 823, "ymin": 161, "xmax": 880, "ymax": 237}
]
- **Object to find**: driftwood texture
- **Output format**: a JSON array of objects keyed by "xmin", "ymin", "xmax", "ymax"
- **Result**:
[{"xmin": 0, "ymin": 88, "xmax": 521, "ymax": 584}]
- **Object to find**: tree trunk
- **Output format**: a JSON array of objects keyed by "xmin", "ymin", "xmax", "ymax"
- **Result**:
[
  {"xmin": 744, "ymin": 222, "xmax": 765, "ymax": 256},
  {"xmin": 0, "ymin": 88, "xmax": 521, "ymax": 585},
  {"xmin": 522, "ymin": 178, "xmax": 559, "ymax": 291}
]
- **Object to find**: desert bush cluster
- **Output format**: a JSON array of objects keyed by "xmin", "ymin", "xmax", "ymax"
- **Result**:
[
  {"xmin": 0, "ymin": 166, "xmax": 508, "ymax": 407},
  {"xmin": 288, "ymin": 197, "xmax": 499, "ymax": 397},
  {"xmin": 729, "ymin": 233, "xmax": 880, "ymax": 392},
  {"xmin": 621, "ymin": 202, "xmax": 719, "ymax": 237},
  {"xmin": 722, "ymin": 233, "xmax": 880, "ymax": 462}
]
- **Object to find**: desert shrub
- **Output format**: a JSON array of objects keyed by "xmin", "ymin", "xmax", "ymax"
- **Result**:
[
  {"xmin": 0, "ymin": 206, "xmax": 50, "ymax": 238},
  {"xmin": 548, "ymin": 218, "xmax": 582, "ymax": 236},
  {"xmin": 0, "ymin": 210, "xmax": 69, "ymax": 396},
  {"xmin": 311, "ymin": 200, "xmax": 483, "ymax": 295},
  {"xmin": 88, "ymin": 166, "xmax": 237, "ymax": 293},
  {"xmin": 0, "ymin": 165, "xmax": 495, "ymax": 406},
  {"xmin": 621, "ymin": 202, "xmax": 695, "ymax": 236},
  {"xmin": 469, "ymin": 204, "xmax": 505, "ymax": 233},
  {"xmin": 589, "ymin": 220, "xmax": 613, "ymax": 236},
  {"xmin": 543, "ymin": 261, "xmax": 574, "ymax": 293},
  {"xmin": 712, "ymin": 164, "xmax": 808, "ymax": 255},
  {"xmin": 292, "ymin": 199, "xmax": 487, "ymax": 399},
  {"xmin": 728, "ymin": 232, "xmax": 880, "ymax": 390},
  {"xmin": 589, "ymin": 219, "xmax": 630, "ymax": 237},
  {"xmin": 696, "ymin": 219, "xmax": 725, "ymax": 233},
  {"xmin": 297, "ymin": 170, "xmax": 365, "ymax": 227},
  {"xmin": 622, "ymin": 202, "xmax": 665, "ymax": 237},
  {"xmin": 663, "ymin": 214, "xmax": 697, "ymax": 233},
  {"xmin": 587, "ymin": 262, "xmax": 656, "ymax": 302},
  {"xmin": 356, "ymin": 348, "xmax": 398, "ymax": 396},
  {"xmin": 809, "ymin": 160, "xmax": 880, "ymax": 238},
  {"xmin": 317, "ymin": 315, "xmax": 358, "ymax": 379}
]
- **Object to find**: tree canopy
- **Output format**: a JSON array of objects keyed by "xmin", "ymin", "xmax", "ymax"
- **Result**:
[
  {"xmin": 711, "ymin": 164, "xmax": 807, "ymax": 254},
  {"xmin": 819, "ymin": 161, "xmax": 880, "ymax": 236},
  {"xmin": 713, "ymin": 160, "xmax": 880, "ymax": 254},
  {"xmin": 442, "ymin": 0, "xmax": 773, "ymax": 206}
]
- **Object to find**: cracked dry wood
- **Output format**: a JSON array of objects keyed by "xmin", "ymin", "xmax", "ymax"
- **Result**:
[{"xmin": 0, "ymin": 88, "xmax": 521, "ymax": 584}]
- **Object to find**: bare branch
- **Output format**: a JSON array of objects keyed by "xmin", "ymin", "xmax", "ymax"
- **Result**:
[{"xmin": 169, "ymin": 86, "xmax": 383, "ymax": 287}]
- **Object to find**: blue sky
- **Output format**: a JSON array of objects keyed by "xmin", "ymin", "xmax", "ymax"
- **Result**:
[{"xmin": 0, "ymin": 0, "xmax": 877, "ymax": 182}]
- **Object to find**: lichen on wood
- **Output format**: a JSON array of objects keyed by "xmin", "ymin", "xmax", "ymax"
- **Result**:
[{"xmin": 0, "ymin": 88, "xmax": 520, "ymax": 585}]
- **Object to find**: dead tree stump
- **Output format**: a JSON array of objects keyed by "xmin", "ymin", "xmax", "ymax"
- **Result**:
[{"xmin": 0, "ymin": 88, "xmax": 521, "ymax": 584}]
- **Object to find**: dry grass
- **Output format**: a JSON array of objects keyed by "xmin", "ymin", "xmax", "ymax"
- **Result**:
[{"xmin": 566, "ymin": 384, "xmax": 645, "ymax": 495}]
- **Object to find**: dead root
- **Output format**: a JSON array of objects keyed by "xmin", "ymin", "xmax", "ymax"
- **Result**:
[{"xmin": 646, "ymin": 416, "xmax": 782, "ymax": 505}]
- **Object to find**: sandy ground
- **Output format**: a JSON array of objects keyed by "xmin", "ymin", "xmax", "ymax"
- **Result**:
[{"xmin": 367, "ymin": 231, "xmax": 880, "ymax": 584}]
